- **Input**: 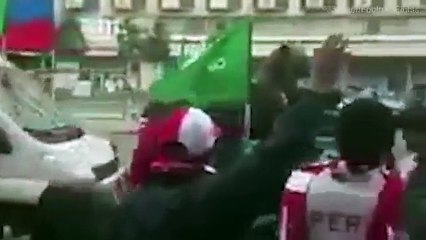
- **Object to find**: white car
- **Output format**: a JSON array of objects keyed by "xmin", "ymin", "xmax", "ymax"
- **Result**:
[
  {"xmin": 0, "ymin": 109, "xmax": 117, "ymax": 181},
  {"xmin": 0, "ymin": 61, "xmax": 118, "ymax": 183},
  {"xmin": 0, "ymin": 57, "xmax": 121, "ymax": 239},
  {"xmin": 0, "ymin": 56, "xmax": 119, "ymax": 197},
  {"xmin": 0, "ymin": 117, "xmax": 118, "ymax": 237}
]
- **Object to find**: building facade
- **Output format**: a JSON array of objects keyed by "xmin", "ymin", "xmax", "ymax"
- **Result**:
[{"xmin": 62, "ymin": 0, "xmax": 426, "ymax": 91}]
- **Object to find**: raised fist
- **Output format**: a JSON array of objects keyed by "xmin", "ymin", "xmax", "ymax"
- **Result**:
[{"xmin": 321, "ymin": 33, "xmax": 349, "ymax": 51}]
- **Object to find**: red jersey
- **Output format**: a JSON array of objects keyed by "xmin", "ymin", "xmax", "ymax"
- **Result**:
[{"xmin": 279, "ymin": 160, "xmax": 405, "ymax": 240}]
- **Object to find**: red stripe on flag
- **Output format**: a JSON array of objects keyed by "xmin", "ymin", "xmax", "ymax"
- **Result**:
[{"xmin": 1, "ymin": 19, "xmax": 55, "ymax": 52}]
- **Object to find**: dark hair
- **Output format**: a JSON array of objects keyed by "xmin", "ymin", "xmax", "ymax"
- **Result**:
[
  {"xmin": 142, "ymin": 100, "xmax": 191, "ymax": 119},
  {"xmin": 206, "ymin": 104, "xmax": 244, "ymax": 126},
  {"xmin": 337, "ymin": 99, "xmax": 395, "ymax": 170},
  {"xmin": 259, "ymin": 44, "xmax": 309, "ymax": 104}
]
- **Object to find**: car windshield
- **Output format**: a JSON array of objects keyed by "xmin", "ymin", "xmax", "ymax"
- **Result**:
[
  {"xmin": 0, "ymin": 64, "xmax": 78, "ymax": 130},
  {"xmin": 11, "ymin": 90, "xmax": 77, "ymax": 130}
]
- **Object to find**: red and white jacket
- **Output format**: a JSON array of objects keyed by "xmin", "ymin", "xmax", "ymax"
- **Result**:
[{"xmin": 279, "ymin": 160, "xmax": 406, "ymax": 240}]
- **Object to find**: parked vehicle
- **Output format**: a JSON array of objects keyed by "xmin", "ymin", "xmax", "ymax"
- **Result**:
[{"xmin": 0, "ymin": 57, "xmax": 121, "ymax": 238}]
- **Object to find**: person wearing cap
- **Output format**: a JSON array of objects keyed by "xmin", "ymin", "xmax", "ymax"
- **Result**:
[
  {"xmin": 145, "ymin": 107, "xmax": 219, "ymax": 181},
  {"xmin": 114, "ymin": 105, "xmax": 219, "ymax": 201},
  {"xmin": 109, "ymin": 97, "xmax": 314, "ymax": 240},
  {"xmin": 398, "ymin": 107, "xmax": 426, "ymax": 239},
  {"xmin": 113, "ymin": 102, "xmax": 170, "ymax": 199},
  {"xmin": 279, "ymin": 99, "xmax": 405, "ymax": 240}
]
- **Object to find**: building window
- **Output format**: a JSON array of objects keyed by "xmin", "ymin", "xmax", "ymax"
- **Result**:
[
  {"xmin": 349, "ymin": 0, "xmax": 384, "ymax": 9},
  {"xmin": 83, "ymin": 0, "xmax": 100, "ymax": 13},
  {"xmin": 113, "ymin": 0, "xmax": 146, "ymax": 13},
  {"xmin": 302, "ymin": 0, "xmax": 336, "ymax": 14},
  {"xmin": 207, "ymin": 0, "xmax": 242, "ymax": 12},
  {"xmin": 397, "ymin": 0, "xmax": 426, "ymax": 14},
  {"xmin": 65, "ymin": 0, "xmax": 84, "ymax": 10},
  {"xmin": 65, "ymin": 0, "xmax": 99, "ymax": 14},
  {"xmin": 159, "ymin": 0, "xmax": 195, "ymax": 11},
  {"xmin": 254, "ymin": 0, "xmax": 288, "ymax": 12}
]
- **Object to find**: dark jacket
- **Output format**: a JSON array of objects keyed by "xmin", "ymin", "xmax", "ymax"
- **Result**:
[
  {"xmin": 250, "ymin": 89, "xmax": 342, "ymax": 224},
  {"xmin": 108, "ymin": 106, "xmax": 315, "ymax": 240},
  {"xmin": 211, "ymin": 137, "xmax": 257, "ymax": 171},
  {"xmin": 404, "ymin": 161, "xmax": 426, "ymax": 240},
  {"xmin": 32, "ymin": 183, "xmax": 117, "ymax": 240},
  {"xmin": 250, "ymin": 83, "xmax": 286, "ymax": 140},
  {"xmin": 276, "ymin": 88, "xmax": 341, "ymax": 161}
]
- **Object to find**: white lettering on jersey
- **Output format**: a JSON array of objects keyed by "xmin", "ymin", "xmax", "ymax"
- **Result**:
[
  {"xmin": 306, "ymin": 168, "xmax": 386, "ymax": 240},
  {"xmin": 309, "ymin": 211, "xmax": 361, "ymax": 233}
]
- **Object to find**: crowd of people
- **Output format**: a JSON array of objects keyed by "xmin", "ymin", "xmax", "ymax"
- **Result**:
[{"xmin": 30, "ymin": 35, "xmax": 426, "ymax": 240}]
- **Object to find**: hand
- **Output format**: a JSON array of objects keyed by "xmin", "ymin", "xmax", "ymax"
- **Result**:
[{"xmin": 321, "ymin": 34, "xmax": 349, "ymax": 51}]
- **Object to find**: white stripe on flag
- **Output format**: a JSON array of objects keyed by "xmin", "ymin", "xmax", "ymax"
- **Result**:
[
  {"xmin": 279, "ymin": 206, "xmax": 288, "ymax": 240},
  {"xmin": 53, "ymin": 0, "xmax": 65, "ymax": 27}
]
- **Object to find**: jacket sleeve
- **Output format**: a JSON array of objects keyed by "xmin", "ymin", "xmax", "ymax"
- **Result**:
[
  {"xmin": 366, "ymin": 171, "xmax": 405, "ymax": 240},
  {"xmin": 279, "ymin": 190, "xmax": 308, "ymax": 240},
  {"xmin": 396, "ymin": 154, "xmax": 418, "ymax": 186},
  {"xmin": 279, "ymin": 168, "xmax": 320, "ymax": 240},
  {"xmin": 404, "ymin": 167, "xmax": 426, "ymax": 240},
  {"xmin": 128, "ymin": 124, "xmax": 158, "ymax": 186}
]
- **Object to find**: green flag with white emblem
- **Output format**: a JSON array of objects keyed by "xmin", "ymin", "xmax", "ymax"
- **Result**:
[{"xmin": 149, "ymin": 20, "xmax": 251, "ymax": 107}]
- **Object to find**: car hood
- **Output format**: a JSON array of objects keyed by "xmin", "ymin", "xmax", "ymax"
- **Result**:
[{"xmin": 45, "ymin": 134, "xmax": 114, "ymax": 167}]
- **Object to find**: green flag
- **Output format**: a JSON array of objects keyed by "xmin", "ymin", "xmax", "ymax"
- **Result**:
[
  {"xmin": 149, "ymin": 20, "xmax": 252, "ymax": 107},
  {"xmin": 0, "ymin": 0, "xmax": 7, "ymax": 34},
  {"xmin": 177, "ymin": 42, "xmax": 205, "ymax": 70}
]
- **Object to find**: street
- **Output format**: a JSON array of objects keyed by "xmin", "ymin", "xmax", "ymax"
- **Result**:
[{"xmin": 56, "ymin": 91, "xmax": 147, "ymax": 121}]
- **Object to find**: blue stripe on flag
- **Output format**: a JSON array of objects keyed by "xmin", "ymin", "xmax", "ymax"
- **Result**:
[{"xmin": 7, "ymin": 0, "xmax": 53, "ymax": 23}]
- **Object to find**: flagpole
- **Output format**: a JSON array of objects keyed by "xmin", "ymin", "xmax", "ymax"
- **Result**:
[
  {"xmin": 406, "ymin": 62, "xmax": 412, "ymax": 92},
  {"xmin": 179, "ymin": 37, "xmax": 186, "ymax": 68},
  {"xmin": 243, "ymin": 19, "xmax": 253, "ymax": 139},
  {"xmin": 2, "ymin": 34, "xmax": 6, "ymax": 60},
  {"xmin": 51, "ymin": 50, "xmax": 56, "ymax": 99},
  {"xmin": 1, "ymin": 0, "xmax": 7, "ymax": 61}
]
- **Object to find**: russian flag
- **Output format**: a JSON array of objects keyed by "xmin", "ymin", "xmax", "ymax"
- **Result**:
[{"xmin": 1, "ymin": 0, "xmax": 55, "ymax": 52}]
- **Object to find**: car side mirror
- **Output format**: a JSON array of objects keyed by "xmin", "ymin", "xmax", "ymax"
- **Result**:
[{"xmin": 0, "ymin": 128, "xmax": 12, "ymax": 154}]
